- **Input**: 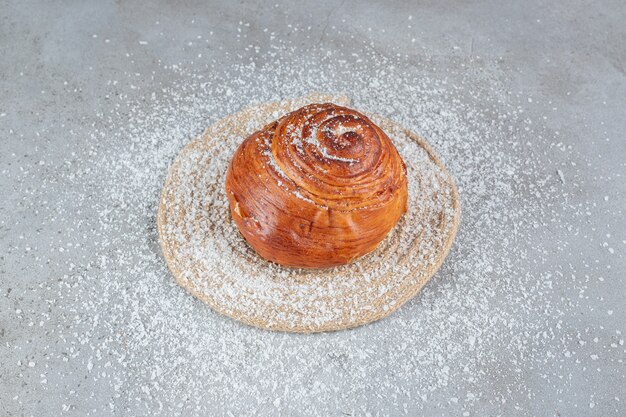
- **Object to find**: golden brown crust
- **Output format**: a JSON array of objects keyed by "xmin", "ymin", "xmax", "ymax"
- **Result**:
[{"xmin": 225, "ymin": 103, "xmax": 409, "ymax": 268}]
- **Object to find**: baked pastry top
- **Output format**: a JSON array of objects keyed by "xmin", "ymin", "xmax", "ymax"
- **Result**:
[{"xmin": 225, "ymin": 103, "xmax": 408, "ymax": 268}]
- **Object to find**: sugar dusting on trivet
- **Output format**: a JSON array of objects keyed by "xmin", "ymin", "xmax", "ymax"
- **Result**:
[
  {"xmin": 158, "ymin": 94, "xmax": 458, "ymax": 332},
  {"xmin": 4, "ymin": 46, "xmax": 623, "ymax": 416}
]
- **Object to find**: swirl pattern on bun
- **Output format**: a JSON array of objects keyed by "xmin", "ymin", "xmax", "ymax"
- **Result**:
[{"xmin": 225, "ymin": 103, "xmax": 408, "ymax": 268}]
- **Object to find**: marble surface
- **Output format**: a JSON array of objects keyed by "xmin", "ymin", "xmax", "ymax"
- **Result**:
[{"xmin": 1, "ymin": 1, "xmax": 624, "ymax": 416}]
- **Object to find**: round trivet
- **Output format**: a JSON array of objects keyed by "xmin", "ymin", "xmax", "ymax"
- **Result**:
[{"xmin": 157, "ymin": 93, "xmax": 460, "ymax": 333}]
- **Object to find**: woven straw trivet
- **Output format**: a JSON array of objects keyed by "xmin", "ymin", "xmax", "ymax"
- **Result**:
[{"xmin": 157, "ymin": 93, "xmax": 460, "ymax": 333}]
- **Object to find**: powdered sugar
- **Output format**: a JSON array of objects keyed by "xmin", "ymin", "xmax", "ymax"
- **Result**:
[
  {"xmin": 302, "ymin": 124, "xmax": 359, "ymax": 163},
  {"xmin": 158, "ymin": 94, "xmax": 457, "ymax": 331},
  {"xmin": 2, "ymin": 44, "xmax": 622, "ymax": 416}
]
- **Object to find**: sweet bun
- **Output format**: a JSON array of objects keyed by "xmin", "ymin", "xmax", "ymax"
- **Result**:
[{"xmin": 225, "ymin": 103, "xmax": 408, "ymax": 268}]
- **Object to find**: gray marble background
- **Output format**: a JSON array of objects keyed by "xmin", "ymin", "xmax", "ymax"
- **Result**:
[{"xmin": 1, "ymin": 1, "xmax": 624, "ymax": 416}]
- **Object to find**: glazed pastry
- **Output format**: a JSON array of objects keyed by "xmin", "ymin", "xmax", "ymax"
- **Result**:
[{"xmin": 225, "ymin": 103, "xmax": 408, "ymax": 268}]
